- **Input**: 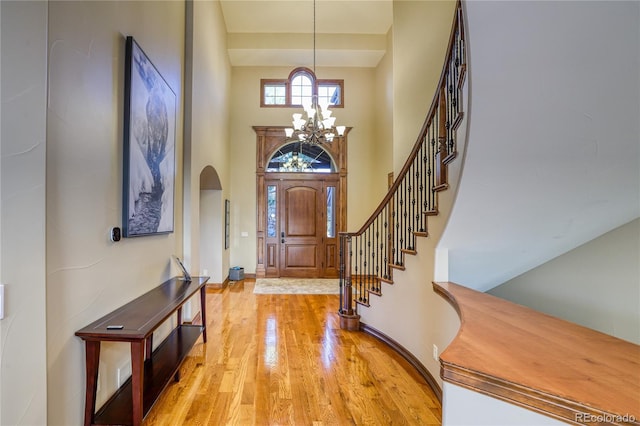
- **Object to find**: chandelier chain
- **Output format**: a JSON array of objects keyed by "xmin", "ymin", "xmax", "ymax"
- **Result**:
[{"xmin": 284, "ymin": 0, "xmax": 345, "ymax": 145}]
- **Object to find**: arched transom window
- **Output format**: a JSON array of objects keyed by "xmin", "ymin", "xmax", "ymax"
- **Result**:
[{"xmin": 267, "ymin": 141, "xmax": 336, "ymax": 173}]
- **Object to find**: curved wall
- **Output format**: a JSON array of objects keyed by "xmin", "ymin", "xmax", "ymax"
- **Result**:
[{"xmin": 439, "ymin": 0, "xmax": 640, "ymax": 292}]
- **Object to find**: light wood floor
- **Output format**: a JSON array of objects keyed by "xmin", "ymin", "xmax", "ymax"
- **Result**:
[{"xmin": 144, "ymin": 279, "xmax": 441, "ymax": 425}]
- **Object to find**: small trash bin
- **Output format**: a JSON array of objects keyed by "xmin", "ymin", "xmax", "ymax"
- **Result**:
[{"xmin": 229, "ymin": 266, "xmax": 244, "ymax": 281}]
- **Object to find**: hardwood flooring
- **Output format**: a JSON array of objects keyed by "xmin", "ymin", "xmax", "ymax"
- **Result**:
[{"xmin": 144, "ymin": 279, "xmax": 441, "ymax": 425}]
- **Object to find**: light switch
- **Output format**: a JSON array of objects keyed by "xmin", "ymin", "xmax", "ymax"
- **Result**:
[
  {"xmin": 0, "ymin": 284, "xmax": 5, "ymax": 320},
  {"xmin": 241, "ymin": 231, "xmax": 249, "ymax": 237}
]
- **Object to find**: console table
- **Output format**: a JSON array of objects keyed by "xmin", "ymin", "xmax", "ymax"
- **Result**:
[{"xmin": 75, "ymin": 276, "xmax": 209, "ymax": 426}]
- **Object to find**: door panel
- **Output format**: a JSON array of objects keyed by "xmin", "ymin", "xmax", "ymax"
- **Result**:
[
  {"xmin": 284, "ymin": 245, "xmax": 317, "ymax": 268},
  {"xmin": 285, "ymin": 187, "xmax": 317, "ymax": 236}
]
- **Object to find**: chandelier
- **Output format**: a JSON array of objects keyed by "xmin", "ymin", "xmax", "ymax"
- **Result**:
[
  {"xmin": 284, "ymin": 0, "xmax": 345, "ymax": 145},
  {"xmin": 279, "ymin": 151, "xmax": 312, "ymax": 172}
]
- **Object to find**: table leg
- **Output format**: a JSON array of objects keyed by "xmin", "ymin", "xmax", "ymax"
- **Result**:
[
  {"xmin": 145, "ymin": 336, "xmax": 153, "ymax": 361},
  {"xmin": 83, "ymin": 340, "xmax": 100, "ymax": 426},
  {"xmin": 200, "ymin": 285, "xmax": 207, "ymax": 343},
  {"xmin": 131, "ymin": 341, "xmax": 145, "ymax": 426}
]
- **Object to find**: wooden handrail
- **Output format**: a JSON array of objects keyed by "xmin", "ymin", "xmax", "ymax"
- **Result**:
[{"xmin": 434, "ymin": 281, "xmax": 640, "ymax": 425}]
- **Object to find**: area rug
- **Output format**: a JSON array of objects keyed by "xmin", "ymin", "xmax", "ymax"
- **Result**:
[{"xmin": 253, "ymin": 278, "xmax": 340, "ymax": 294}]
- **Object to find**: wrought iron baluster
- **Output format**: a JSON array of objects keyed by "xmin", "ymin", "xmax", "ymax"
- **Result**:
[
  {"xmin": 374, "ymin": 215, "xmax": 380, "ymax": 291},
  {"xmin": 384, "ymin": 206, "xmax": 390, "ymax": 280}
]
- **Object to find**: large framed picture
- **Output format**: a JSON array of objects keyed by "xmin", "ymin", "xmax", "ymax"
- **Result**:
[{"xmin": 122, "ymin": 36, "xmax": 176, "ymax": 237}]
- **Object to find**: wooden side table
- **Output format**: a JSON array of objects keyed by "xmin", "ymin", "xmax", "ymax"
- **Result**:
[{"xmin": 75, "ymin": 276, "xmax": 209, "ymax": 426}]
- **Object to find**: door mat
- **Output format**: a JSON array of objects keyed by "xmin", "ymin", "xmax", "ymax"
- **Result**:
[{"xmin": 253, "ymin": 278, "xmax": 340, "ymax": 294}]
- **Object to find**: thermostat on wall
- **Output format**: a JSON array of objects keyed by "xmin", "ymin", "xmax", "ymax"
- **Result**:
[{"xmin": 110, "ymin": 227, "xmax": 121, "ymax": 242}]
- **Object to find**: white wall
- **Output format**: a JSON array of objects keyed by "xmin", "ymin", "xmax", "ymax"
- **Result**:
[
  {"xmin": 442, "ymin": 382, "xmax": 568, "ymax": 426},
  {"xmin": 490, "ymin": 218, "xmax": 640, "ymax": 344},
  {"xmin": 0, "ymin": 1, "xmax": 48, "ymax": 424},
  {"xmin": 440, "ymin": 0, "xmax": 640, "ymax": 292}
]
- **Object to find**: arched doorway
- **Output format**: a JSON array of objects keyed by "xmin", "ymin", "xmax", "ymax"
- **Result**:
[
  {"xmin": 254, "ymin": 126, "xmax": 349, "ymax": 278},
  {"xmin": 199, "ymin": 165, "xmax": 223, "ymax": 283}
]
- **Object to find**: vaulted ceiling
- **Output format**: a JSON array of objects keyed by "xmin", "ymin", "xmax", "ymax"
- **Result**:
[{"xmin": 219, "ymin": 0, "xmax": 393, "ymax": 67}]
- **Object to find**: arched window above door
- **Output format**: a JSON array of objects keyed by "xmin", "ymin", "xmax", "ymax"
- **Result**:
[{"xmin": 267, "ymin": 141, "xmax": 336, "ymax": 173}]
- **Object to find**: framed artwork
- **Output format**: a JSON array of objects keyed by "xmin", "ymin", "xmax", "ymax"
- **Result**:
[
  {"xmin": 122, "ymin": 36, "xmax": 176, "ymax": 237},
  {"xmin": 225, "ymin": 199, "xmax": 230, "ymax": 249}
]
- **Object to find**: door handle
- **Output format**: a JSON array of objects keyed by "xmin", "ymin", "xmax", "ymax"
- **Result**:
[
  {"xmin": 281, "ymin": 238, "xmax": 285, "ymax": 243},
  {"xmin": 281, "ymin": 232, "xmax": 285, "ymax": 243}
]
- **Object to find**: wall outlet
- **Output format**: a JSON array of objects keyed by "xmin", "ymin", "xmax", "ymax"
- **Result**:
[{"xmin": 432, "ymin": 344, "xmax": 439, "ymax": 361}]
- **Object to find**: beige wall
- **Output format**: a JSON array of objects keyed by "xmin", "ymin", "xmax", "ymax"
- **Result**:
[
  {"xmin": 229, "ymin": 66, "xmax": 384, "ymax": 273},
  {"xmin": 46, "ymin": 1, "xmax": 188, "ymax": 424},
  {"xmin": 392, "ymin": 0, "xmax": 457, "ymax": 174},
  {"xmin": 43, "ymin": 1, "xmax": 233, "ymax": 423},
  {"xmin": 490, "ymin": 218, "xmax": 640, "ymax": 344},
  {"xmin": 359, "ymin": 73, "xmax": 469, "ymax": 390},
  {"xmin": 1, "ymin": 1, "xmax": 48, "ymax": 424},
  {"xmin": 357, "ymin": 0, "xmax": 461, "ymax": 389},
  {"xmin": 184, "ymin": 0, "xmax": 232, "ymax": 283},
  {"xmin": 372, "ymin": 29, "xmax": 394, "ymax": 190}
]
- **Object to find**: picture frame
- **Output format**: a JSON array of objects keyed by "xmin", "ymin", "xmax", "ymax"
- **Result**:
[
  {"xmin": 122, "ymin": 36, "xmax": 176, "ymax": 237},
  {"xmin": 225, "ymin": 199, "xmax": 230, "ymax": 249}
]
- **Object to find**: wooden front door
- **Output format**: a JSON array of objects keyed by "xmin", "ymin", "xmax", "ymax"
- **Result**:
[
  {"xmin": 262, "ymin": 175, "xmax": 340, "ymax": 278},
  {"xmin": 280, "ymin": 181, "xmax": 322, "ymax": 277}
]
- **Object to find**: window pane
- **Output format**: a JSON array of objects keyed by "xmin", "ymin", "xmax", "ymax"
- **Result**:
[
  {"xmin": 267, "ymin": 186, "xmax": 277, "ymax": 237},
  {"xmin": 291, "ymin": 73, "xmax": 313, "ymax": 105},
  {"xmin": 264, "ymin": 84, "xmax": 286, "ymax": 105},
  {"xmin": 327, "ymin": 187, "xmax": 336, "ymax": 238},
  {"xmin": 318, "ymin": 84, "xmax": 341, "ymax": 106}
]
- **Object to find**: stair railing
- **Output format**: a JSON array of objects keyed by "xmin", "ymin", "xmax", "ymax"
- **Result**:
[{"xmin": 339, "ymin": 1, "xmax": 466, "ymax": 329}]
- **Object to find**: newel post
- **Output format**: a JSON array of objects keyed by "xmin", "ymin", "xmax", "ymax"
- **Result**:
[{"xmin": 338, "ymin": 233, "xmax": 360, "ymax": 330}]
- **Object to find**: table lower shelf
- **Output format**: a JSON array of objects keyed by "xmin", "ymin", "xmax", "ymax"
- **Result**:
[{"xmin": 93, "ymin": 325, "xmax": 203, "ymax": 425}]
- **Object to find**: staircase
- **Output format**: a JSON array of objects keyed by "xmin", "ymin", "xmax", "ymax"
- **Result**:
[{"xmin": 338, "ymin": 2, "xmax": 467, "ymax": 330}]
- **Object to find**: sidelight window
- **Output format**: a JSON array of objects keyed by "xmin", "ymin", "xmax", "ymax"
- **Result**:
[
  {"xmin": 327, "ymin": 187, "xmax": 336, "ymax": 238},
  {"xmin": 267, "ymin": 185, "xmax": 277, "ymax": 237}
]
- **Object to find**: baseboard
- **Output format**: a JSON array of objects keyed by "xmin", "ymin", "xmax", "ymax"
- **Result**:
[
  {"xmin": 184, "ymin": 311, "xmax": 203, "ymax": 326},
  {"xmin": 360, "ymin": 321, "xmax": 442, "ymax": 402},
  {"xmin": 208, "ymin": 273, "xmax": 256, "ymax": 289}
]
